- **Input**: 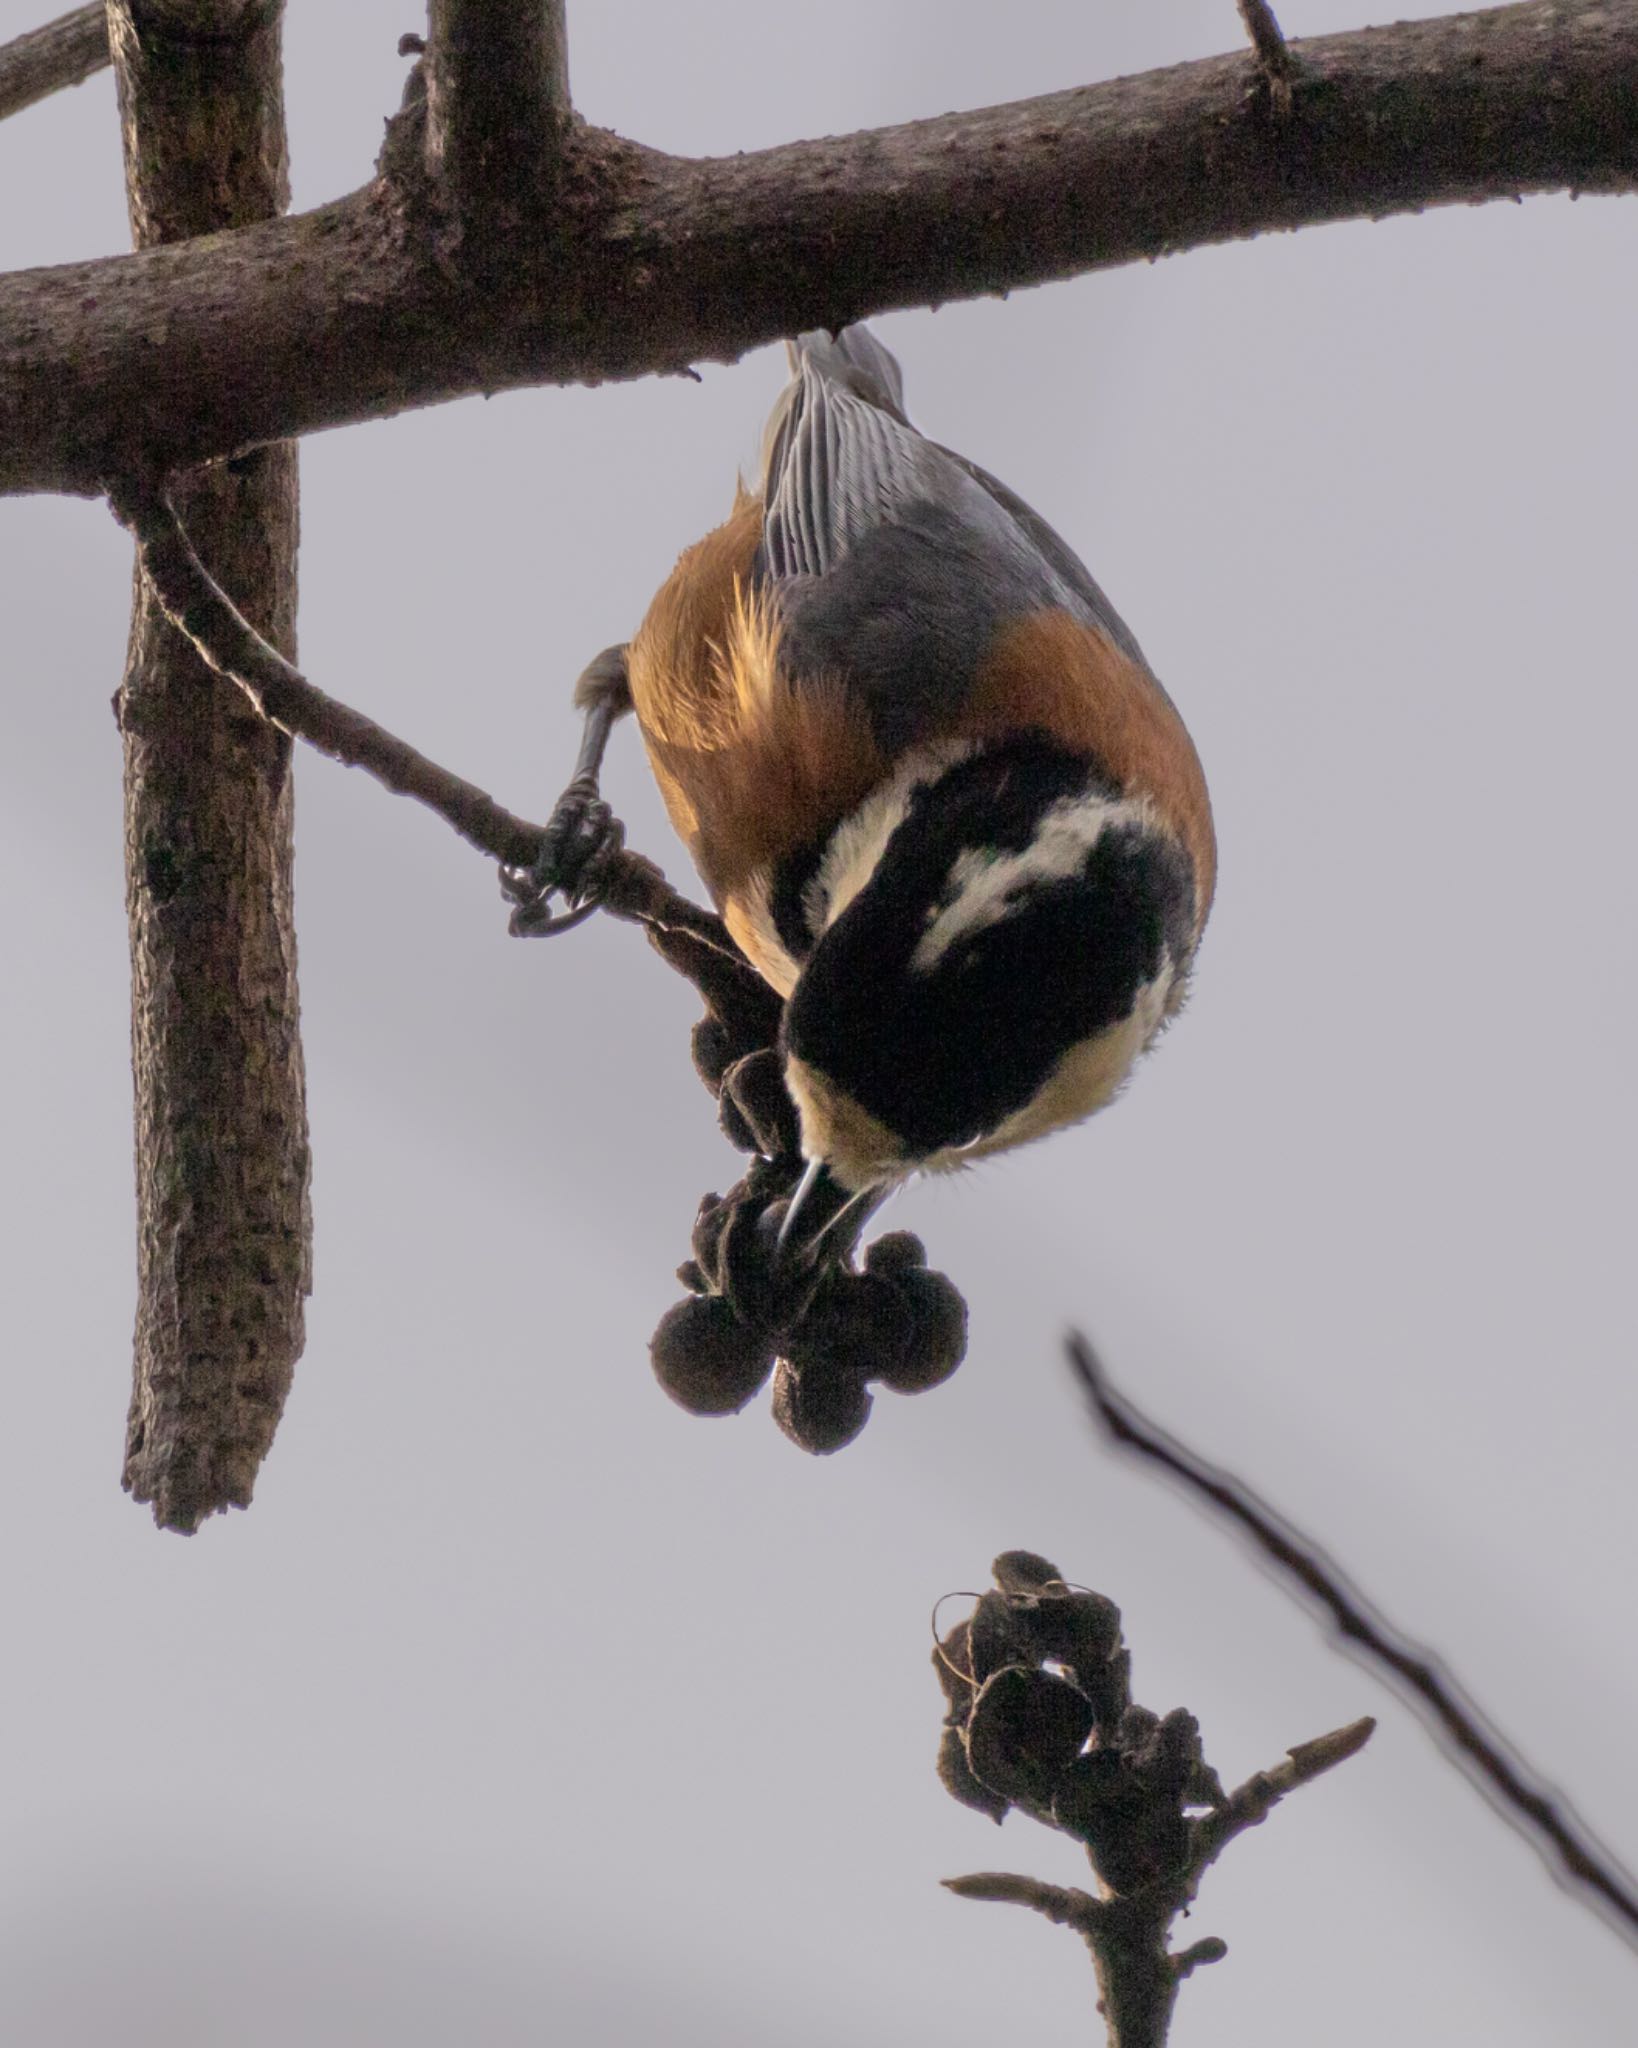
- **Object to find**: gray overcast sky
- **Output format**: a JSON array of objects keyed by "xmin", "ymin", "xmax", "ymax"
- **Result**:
[{"xmin": 2, "ymin": 3, "xmax": 1635, "ymax": 2043}]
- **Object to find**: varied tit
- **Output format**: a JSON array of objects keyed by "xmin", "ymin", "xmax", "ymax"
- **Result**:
[{"xmin": 522, "ymin": 324, "xmax": 1214, "ymax": 1255}]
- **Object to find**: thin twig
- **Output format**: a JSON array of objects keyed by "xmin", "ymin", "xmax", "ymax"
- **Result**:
[
  {"xmin": 1191, "ymin": 1716, "xmax": 1376, "ymax": 1878},
  {"xmin": 0, "ymin": 3, "xmax": 107, "ymax": 123},
  {"xmin": 1068, "ymin": 1334, "xmax": 1638, "ymax": 1950},
  {"xmin": 1236, "ymin": 0, "xmax": 1296, "ymax": 115},
  {"xmin": 942, "ymin": 1873, "xmax": 1105, "ymax": 1933},
  {"xmin": 105, "ymin": 474, "xmax": 732, "ymax": 952}
]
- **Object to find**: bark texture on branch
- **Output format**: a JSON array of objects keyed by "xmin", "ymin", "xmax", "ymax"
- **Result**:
[
  {"xmin": 111, "ymin": 0, "xmax": 310, "ymax": 1532},
  {"xmin": 3, "ymin": 0, "xmax": 1636, "ymax": 499},
  {"xmin": 424, "ymin": 0, "xmax": 570, "ymax": 235},
  {"xmin": 0, "ymin": 4, "xmax": 107, "ymax": 124}
]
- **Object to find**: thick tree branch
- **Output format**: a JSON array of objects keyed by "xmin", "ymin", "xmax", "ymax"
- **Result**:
[
  {"xmin": 4, "ymin": 0, "xmax": 1637, "ymax": 497},
  {"xmin": 0, "ymin": 5, "xmax": 107, "ymax": 124},
  {"xmin": 424, "ymin": 0, "xmax": 571, "ymax": 231},
  {"xmin": 1069, "ymin": 1335, "xmax": 1638, "ymax": 1951},
  {"xmin": 111, "ymin": 0, "xmax": 310, "ymax": 1533}
]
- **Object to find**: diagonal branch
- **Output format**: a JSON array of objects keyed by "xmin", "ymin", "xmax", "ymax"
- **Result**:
[
  {"xmin": 0, "ymin": 4, "xmax": 107, "ymax": 124},
  {"xmin": 108, "ymin": 475, "xmax": 733, "ymax": 951},
  {"xmin": 1068, "ymin": 1334, "xmax": 1638, "ymax": 1951},
  {"xmin": 5, "ymin": 0, "xmax": 1638, "ymax": 497}
]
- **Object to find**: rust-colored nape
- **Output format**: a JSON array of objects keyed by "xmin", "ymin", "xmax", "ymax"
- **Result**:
[{"xmin": 966, "ymin": 611, "xmax": 1217, "ymax": 926}]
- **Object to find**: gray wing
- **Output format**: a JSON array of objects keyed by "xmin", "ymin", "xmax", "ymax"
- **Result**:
[{"xmin": 757, "ymin": 328, "xmax": 1149, "ymax": 750}]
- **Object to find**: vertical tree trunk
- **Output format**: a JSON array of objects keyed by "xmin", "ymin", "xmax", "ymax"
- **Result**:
[{"xmin": 111, "ymin": 0, "xmax": 310, "ymax": 1532}]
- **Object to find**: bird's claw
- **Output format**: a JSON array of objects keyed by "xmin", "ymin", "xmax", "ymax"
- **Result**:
[{"xmin": 501, "ymin": 779, "xmax": 627, "ymax": 938}]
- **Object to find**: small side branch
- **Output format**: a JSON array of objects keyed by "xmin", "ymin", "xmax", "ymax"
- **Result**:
[
  {"xmin": 943, "ymin": 1873, "xmax": 1105, "ymax": 1936},
  {"xmin": 424, "ymin": 0, "xmax": 571, "ymax": 230},
  {"xmin": 1236, "ymin": 0, "xmax": 1295, "ymax": 115},
  {"xmin": 1068, "ymin": 1334, "xmax": 1638, "ymax": 1950},
  {"xmin": 1191, "ymin": 1716, "xmax": 1376, "ymax": 1878},
  {"xmin": 0, "ymin": 4, "xmax": 107, "ymax": 123}
]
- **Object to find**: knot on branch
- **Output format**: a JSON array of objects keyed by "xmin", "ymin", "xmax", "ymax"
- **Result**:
[{"xmin": 643, "ymin": 921, "xmax": 968, "ymax": 1453}]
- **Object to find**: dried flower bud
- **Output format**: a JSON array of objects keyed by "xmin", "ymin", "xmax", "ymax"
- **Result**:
[
  {"xmin": 650, "ymin": 1296, "xmax": 776, "ymax": 1416},
  {"xmin": 791, "ymin": 1269, "xmax": 915, "ymax": 1376},
  {"xmin": 1024, "ymin": 1590, "xmax": 1124, "ymax": 1689},
  {"xmin": 689, "ymin": 1192, "xmax": 730, "ymax": 1289},
  {"xmin": 690, "ymin": 1016, "xmax": 738, "ymax": 1090},
  {"xmin": 863, "ymin": 1231, "xmax": 927, "ymax": 1277},
  {"xmin": 938, "ymin": 1725, "xmax": 1009, "ymax": 1824},
  {"xmin": 770, "ymin": 1356, "xmax": 874, "ymax": 1454},
  {"xmin": 966, "ymin": 1588, "xmax": 1034, "ymax": 1685},
  {"xmin": 965, "ymin": 1666, "xmax": 1095, "ymax": 1810},
  {"xmin": 717, "ymin": 1089, "xmax": 761, "ymax": 1155},
  {"xmin": 932, "ymin": 1622, "xmax": 978, "ymax": 1716},
  {"xmin": 992, "ymin": 1551, "xmax": 1065, "ymax": 1595},
  {"xmin": 873, "ymin": 1266, "xmax": 968, "ymax": 1392},
  {"xmin": 720, "ymin": 1049, "xmax": 802, "ymax": 1160}
]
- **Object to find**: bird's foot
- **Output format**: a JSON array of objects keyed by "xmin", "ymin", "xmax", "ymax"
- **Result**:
[{"xmin": 501, "ymin": 777, "xmax": 627, "ymax": 937}]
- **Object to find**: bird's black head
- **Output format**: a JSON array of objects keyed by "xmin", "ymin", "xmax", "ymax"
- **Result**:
[{"xmin": 778, "ymin": 736, "xmax": 1198, "ymax": 1190}]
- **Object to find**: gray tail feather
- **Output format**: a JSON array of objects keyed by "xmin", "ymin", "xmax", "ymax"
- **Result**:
[
  {"xmin": 786, "ymin": 323, "xmax": 909, "ymax": 422},
  {"xmin": 758, "ymin": 321, "xmax": 911, "ymax": 499}
]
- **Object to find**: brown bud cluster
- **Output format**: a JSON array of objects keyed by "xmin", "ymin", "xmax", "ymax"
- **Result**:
[
  {"xmin": 642, "ymin": 923, "xmax": 971, "ymax": 1451},
  {"xmin": 934, "ymin": 1552, "xmax": 1227, "ymax": 1895}
]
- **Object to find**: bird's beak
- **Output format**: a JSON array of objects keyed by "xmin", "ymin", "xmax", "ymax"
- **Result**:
[{"xmin": 775, "ymin": 1160, "xmax": 886, "ymax": 1276}]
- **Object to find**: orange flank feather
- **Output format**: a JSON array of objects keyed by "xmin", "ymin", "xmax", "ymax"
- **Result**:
[{"xmin": 627, "ymin": 491, "xmax": 886, "ymax": 910}]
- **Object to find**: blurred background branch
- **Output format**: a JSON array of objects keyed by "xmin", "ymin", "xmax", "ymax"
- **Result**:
[
  {"xmin": 1071, "ymin": 1335, "xmax": 1638, "ymax": 1951},
  {"xmin": 0, "ymin": 4, "xmax": 106, "ymax": 125}
]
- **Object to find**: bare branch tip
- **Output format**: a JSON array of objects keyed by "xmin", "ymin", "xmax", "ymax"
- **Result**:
[
  {"xmin": 1286, "ymin": 1714, "xmax": 1377, "ymax": 1781},
  {"xmin": 1172, "ymin": 1936, "xmax": 1229, "ymax": 1980},
  {"xmin": 942, "ymin": 1873, "xmax": 1102, "ymax": 1931}
]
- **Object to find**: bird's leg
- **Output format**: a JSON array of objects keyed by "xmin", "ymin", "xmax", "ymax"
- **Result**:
[{"xmin": 502, "ymin": 644, "xmax": 633, "ymax": 937}]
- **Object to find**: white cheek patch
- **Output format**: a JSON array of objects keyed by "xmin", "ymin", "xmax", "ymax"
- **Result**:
[
  {"xmin": 730, "ymin": 739, "xmax": 982, "ymax": 997},
  {"xmin": 803, "ymin": 738, "xmax": 977, "ymax": 940},
  {"xmin": 908, "ymin": 792, "xmax": 1154, "ymax": 975}
]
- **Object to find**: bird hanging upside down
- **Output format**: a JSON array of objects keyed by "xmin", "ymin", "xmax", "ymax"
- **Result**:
[{"xmin": 507, "ymin": 324, "xmax": 1214, "ymax": 1265}]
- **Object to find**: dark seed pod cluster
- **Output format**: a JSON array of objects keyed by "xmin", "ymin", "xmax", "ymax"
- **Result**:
[
  {"xmin": 642, "ymin": 921, "xmax": 970, "ymax": 1451},
  {"xmin": 934, "ymin": 1551, "xmax": 1227, "ymax": 1895}
]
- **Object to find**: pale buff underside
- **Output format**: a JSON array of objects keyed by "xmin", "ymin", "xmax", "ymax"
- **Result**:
[{"xmin": 784, "ymin": 960, "xmax": 1175, "ymax": 1193}]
